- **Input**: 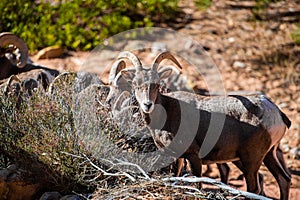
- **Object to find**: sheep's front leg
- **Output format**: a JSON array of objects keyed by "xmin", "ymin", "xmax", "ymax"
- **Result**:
[
  {"xmin": 185, "ymin": 153, "xmax": 202, "ymax": 188},
  {"xmin": 175, "ymin": 157, "xmax": 185, "ymax": 177},
  {"xmin": 233, "ymin": 160, "xmax": 265, "ymax": 195}
]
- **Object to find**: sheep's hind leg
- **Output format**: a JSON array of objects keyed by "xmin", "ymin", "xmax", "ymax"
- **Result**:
[
  {"xmin": 217, "ymin": 163, "xmax": 230, "ymax": 184},
  {"xmin": 238, "ymin": 156, "xmax": 263, "ymax": 196},
  {"xmin": 276, "ymin": 146, "xmax": 291, "ymax": 178},
  {"xmin": 263, "ymin": 145, "xmax": 291, "ymax": 200},
  {"xmin": 232, "ymin": 160, "xmax": 265, "ymax": 195}
]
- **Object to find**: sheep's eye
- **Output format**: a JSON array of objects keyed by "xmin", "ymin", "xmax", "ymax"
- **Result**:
[{"xmin": 133, "ymin": 84, "xmax": 141, "ymax": 90}]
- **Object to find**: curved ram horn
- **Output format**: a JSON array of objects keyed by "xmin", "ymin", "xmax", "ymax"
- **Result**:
[
  {"xmin": 0, "ymin": 32, "xmax": 28, "ymax": 68},
  {"xmin": 158, "ymin": 65, "xmax": 181, "ymax": 75},
  {"xmin": 112, "ymin": 68, "xmax": 136, "ymax": 86},
  {"xmin": 108, "ymin": 60, "xmax": 126, "ymax": 85},
  {"xmin": 117, "ymin": 51, "xmax": 142, "ymax": 72},
  {"xmin": 4, "ymin": 75, "xmax": 21, "ymax": 95},
  {"xmin": 112, "ymin": 90, "xmax": 131, "ymax": 116},
  {"xmin": 48, "ymin": 72, "xmax": 76, "ymax": 94},
  {"xmin": 152, "ymin": 51, "xmax": 182, "ymax": 72}
]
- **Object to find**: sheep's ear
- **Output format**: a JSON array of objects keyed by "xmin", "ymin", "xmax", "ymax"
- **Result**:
[
  {"xmin": 37, "ymin": 72, "xmax": 50, "ymax": 90},
  {"xmin": 158, "ymin": 68, "xmax": 173, "ymax": 81},
  {"xmin": 120, "ymin": 68, "xmax": 136, "ymax": 84},
  {"xmin": 113, "ymin": 91, "xmax": 131, "ymax": 112}
]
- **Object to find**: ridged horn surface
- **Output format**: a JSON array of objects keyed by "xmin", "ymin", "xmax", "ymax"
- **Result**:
[
  {"xmin": 108, "ymin": 60, "xmax": 126, "ymax": 85},
  {"xmin": 117, "ymin": 51, "xmax": 142, "ymax": 72},
  {"xmin": 0, "ymin": 32, "xmax": 28, "ymax": 68},
  {"xmin": 152, "ymin": 51, "xmax": 182, "ymax": 72}
]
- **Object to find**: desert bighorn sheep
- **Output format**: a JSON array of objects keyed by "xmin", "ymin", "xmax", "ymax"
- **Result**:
[
  {"xmin": 107, "ymin": 51, "xmax": 287, "ymax": 188},
  {"xmin": 117, "ymin": 51, "xmax": 291, "ymax": 200},
  {"xmin": 108, "ymin": 52, "xmax": 248, "ymax": 181},
  {"xmin": 0, "ymin": 32, "xmax": 59, "ymax": 80},
  {"xmin": 0, "ymin": 68, "xmax": 57, "ymax": 97},
  {"xmin": 0, "ymin": 32, "xmax": 28, "ymax": 71}
]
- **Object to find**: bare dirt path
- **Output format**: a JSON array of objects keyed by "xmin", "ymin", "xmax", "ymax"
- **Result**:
[{"xmin": 31, "ymin": 0, "xmax": 300, "ymax": 199}]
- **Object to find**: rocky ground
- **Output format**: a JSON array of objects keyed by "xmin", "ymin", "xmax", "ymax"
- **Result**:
[{"xmin": 29, "ymin": 0, "xmax": 300, "ymax": 199}]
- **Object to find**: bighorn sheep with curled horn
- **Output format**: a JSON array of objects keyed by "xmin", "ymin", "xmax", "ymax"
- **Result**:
[
  {"xmin": 118, "ymin": 51, "xmax": 291, "ymax": 200},
  {"xmin": 108, "ymin": 52, "xmax": 290, "ymax": 193},
  {"xmin": 0, "ymin": 32, "xmax": 59, "ymax": 80},
  {"xmin": 108, "ymin": 52, "xmax": 289, "ymax": 186},
  {"xmin": 107, "ymin": 51, "xmax": 228, "ymax": 178},
  {"xmin": 0, "ymin": 32, "xmax": 28, "ymax": 70}
]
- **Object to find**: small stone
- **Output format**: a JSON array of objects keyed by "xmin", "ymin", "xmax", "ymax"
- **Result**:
[
  {"xmin": 36, "ymin": 46, "xmax": 65, "ymax": 59},
  {"xmin": 228, "ymin": 37, "xmax": 235, "ymax": 43},
  {"xmin": 281, "ymin": 137, "xmax": 288, "ymax": 144},
  {"xmin": 228, "ymin": 19, "xmax": 234, "ymax": 27},
  {"xmin": 233, "ymin": 61, "xmax": 246, "ymax": 68},
  {"xmin": 278, "ymin": 103, "xmax": 288, "ymax": 109},
  {"xmin": 290, "ymin": 147, "xmax": 300, "ymax": 159},
  {"xmin": 279, "ymin": 24, "xmax": 287, "ymax": 30},
  {"xmin": 39, "ymin": 191, "xmax": 62, "ymax": 200},
  {"xmin": 281, "ymin": 143, "xmax": 290, "ymax": 153}
]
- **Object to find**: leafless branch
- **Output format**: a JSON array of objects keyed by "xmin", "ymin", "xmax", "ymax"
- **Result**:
[
  {"xmin": 162, "ymin": 176, "xmax": 272, "ymax": 200},
  {"xmin": 83, "ymin": 154, "xmax": 136, "ymax": 182}
]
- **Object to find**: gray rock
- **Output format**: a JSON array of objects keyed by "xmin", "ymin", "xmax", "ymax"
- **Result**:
[
  {"xmin": 151, "ymin": 42, "xmax": 167, "ymax": 54},
  {"xmin": 0, "ymin": 166, "xmax": 40, "ymax": 200},
  {"xmin": 60, "ymin": 195, "xmax": 81, "ymax": 200},
  {"xmin": 124, "ymin": 40, "xmax": 146, "ymax": 51},
  {"xmin": 290, "ymin": 147, "xmax": 300, "ymax": 159},
  {"xmin": 39, "ymin": 191, "xmax": 62, "ymax": 200},
  {"xmin": 74, "ymin": 71, "xmax": 103, "ymax": 93},
  {"xmin": 233, "ymin": 61, "xmax": 246, "ymax": 68},
  {"xmin": 281, "ymin": 143, "xmax": 290, "ymax": 153}
]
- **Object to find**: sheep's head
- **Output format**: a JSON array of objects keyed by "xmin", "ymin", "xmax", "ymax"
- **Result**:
[
  {"xmin": 105, "ymin": 51, "xmax": 135, "ymax": 108},
  {"xmin": 0, "ymin": 32, "xmax": 28, "ymax": 68},
  {"xmin": 121, "ymin": 51, "xmax": 182, "ymax": 114}
]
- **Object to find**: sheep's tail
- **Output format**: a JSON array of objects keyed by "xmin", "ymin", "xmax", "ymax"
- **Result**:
[
  {"xmin": 280, "ymin": 111, "xmax": 291, "ymax": 129},
  {"xmin": 263, "ymin": 95, "xmax": 291, "ymax": 129}
]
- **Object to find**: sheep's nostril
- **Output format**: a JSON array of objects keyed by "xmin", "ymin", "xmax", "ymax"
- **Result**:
[{"xmin": 144, "ymin": 102, "xmax": 152, "ymax": 110}]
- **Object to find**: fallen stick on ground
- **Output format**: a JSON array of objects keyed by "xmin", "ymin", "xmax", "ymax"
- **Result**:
[{"xmin": 162, "ymin": 176, "xmax": 272, "ymax": 200}]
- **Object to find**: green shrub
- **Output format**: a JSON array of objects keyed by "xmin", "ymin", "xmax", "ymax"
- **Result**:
[
  {"xmin": 194, "ymin": 0, "xmax": 211, "ymax": 10},
  {"xmin": 292, "ymin": 28, "xmax": 300, "ymax": 45},
  {"xmin": 0, "ymin": 0, "xmax": 179, "ymax": 51},
  {"xmin": 0, "ymin": 77, "xmax": 157, "ymax": 193},
  {"xmin": 0, "ymin": 89, "xmax": 88, "ymax": 191},
  {"xmin": 252, "ymin": 0, "xmax": 282, "ymax": 20}
]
